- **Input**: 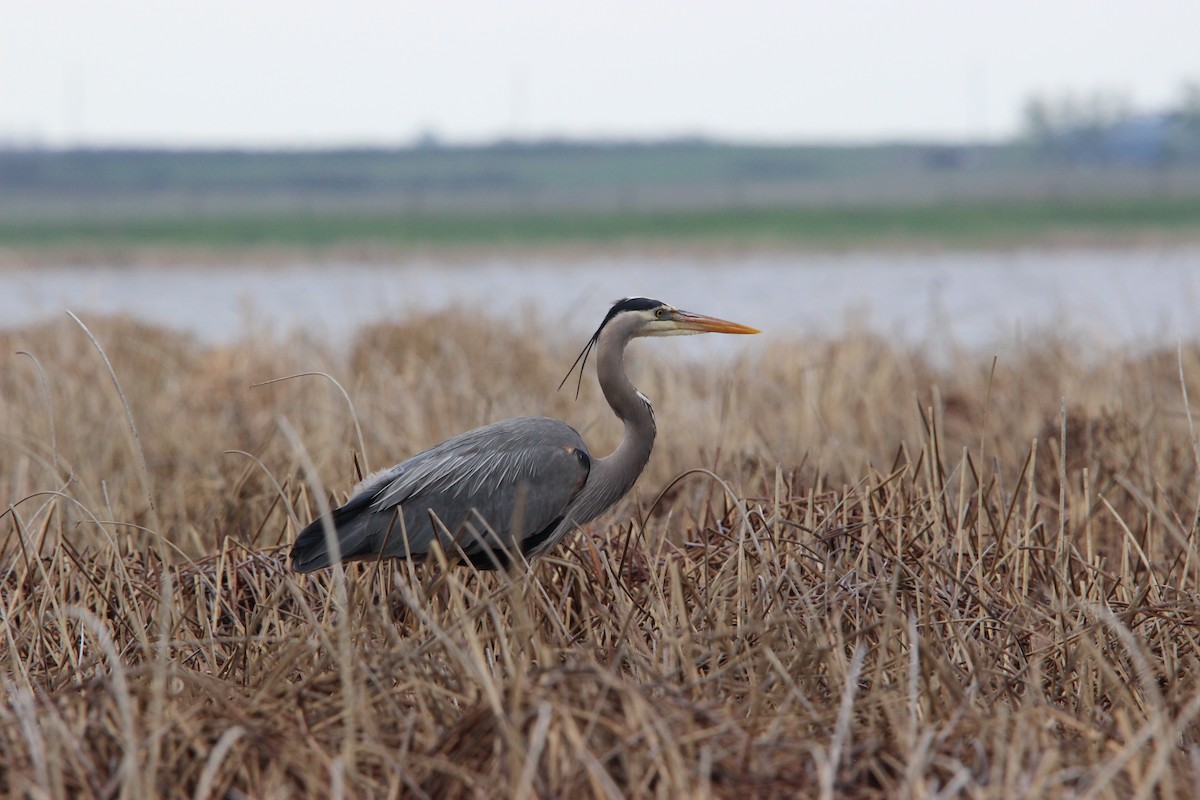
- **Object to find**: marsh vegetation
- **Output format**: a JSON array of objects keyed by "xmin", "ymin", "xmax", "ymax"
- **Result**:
[{"xmin": 2, "ymin": 311, "xmax": 1199, "ymax": 797}]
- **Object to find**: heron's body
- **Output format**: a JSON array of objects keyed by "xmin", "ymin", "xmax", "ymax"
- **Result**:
[
  {"xmin": 292, "ymin": 416, "xmax": 599, "ymax": 570},
  {"xmin": 291, "ymin": 297, "xmax": 756, "ymax": 572}
]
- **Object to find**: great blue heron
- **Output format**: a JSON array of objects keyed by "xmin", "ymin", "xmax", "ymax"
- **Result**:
[{"xmin": 291, "ymin": 297, "xmax": 758, "ymax": 572}]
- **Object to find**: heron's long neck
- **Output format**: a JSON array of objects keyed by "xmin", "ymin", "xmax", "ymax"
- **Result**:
[{"xmin": 576, "ymin": 328, "xmax": 656, "ymax": 523}]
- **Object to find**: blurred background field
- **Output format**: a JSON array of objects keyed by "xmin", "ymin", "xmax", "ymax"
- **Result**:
[
  {"xmin": 4, "ymin": 2, "xmax": 1200, "ymax": 797},
  {"xmin": 3, "ymin": 139, "xmax": 1200, "ymax": 257},
  {"xmin": 3, "ymin": 66, "xmax": 1200, "ymax": 260}
]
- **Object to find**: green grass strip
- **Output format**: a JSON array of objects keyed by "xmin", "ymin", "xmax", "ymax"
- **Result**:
[{"xmin": 3, "ymin": 196, "xmax": 1200, "ymax": 251}]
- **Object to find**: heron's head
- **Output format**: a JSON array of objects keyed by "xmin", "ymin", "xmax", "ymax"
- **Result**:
[
  {"xmin": 599, "ymin": 296, "xmax": 761, "ymax": 339},
  {"xmin": 559, "ymin": 297, "xmax": 759, "ymax": 396}
]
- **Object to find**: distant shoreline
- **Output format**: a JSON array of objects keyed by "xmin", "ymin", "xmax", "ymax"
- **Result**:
[
  {"xmin": 5, "ymin": 234, "xmax": 1200, "ymax": 269},
  {"xmin": 3, "ymin": 197, "xmax": 1200, "ymax": 268}
]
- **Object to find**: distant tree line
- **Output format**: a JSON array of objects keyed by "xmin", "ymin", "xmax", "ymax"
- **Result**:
[{"xmin": 1022, "ymin": 81, "xmax": 1200, "ymax": 166}]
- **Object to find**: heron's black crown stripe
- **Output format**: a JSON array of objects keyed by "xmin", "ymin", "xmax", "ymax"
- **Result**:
[{"xmin": 599, "ymin": 297, "xmax": 665, "ymax": 331}]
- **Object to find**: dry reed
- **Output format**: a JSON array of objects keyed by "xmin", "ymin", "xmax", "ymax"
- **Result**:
[{"xmin": 1, "ymin": 309, "xmax": 1199, "ymax": 798}]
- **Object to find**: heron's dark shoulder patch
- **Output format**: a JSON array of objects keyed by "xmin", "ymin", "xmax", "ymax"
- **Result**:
[{"xmin": 569, "ymin": 446, "xmax": 591, "ymax": 473}]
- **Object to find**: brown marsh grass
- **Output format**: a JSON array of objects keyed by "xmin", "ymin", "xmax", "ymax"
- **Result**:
[{"xmin": 2, "ymin": 310, "xmax": 1199, "ymax": 798}]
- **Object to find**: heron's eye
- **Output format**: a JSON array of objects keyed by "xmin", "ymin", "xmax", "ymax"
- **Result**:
[{"xmin": 654, "ymin": 308, "xmax": 665, "ymax": 318}]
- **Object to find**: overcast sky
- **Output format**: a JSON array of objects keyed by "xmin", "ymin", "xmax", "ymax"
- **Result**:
[{"xmin": 4, "ymin": 1, "xmax": 1198, "ymax": 148}]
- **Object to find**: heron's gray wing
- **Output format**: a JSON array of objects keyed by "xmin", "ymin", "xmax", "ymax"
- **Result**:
[{"xmin": 291, "ymin": 416, "xmax": 590, "ymax": 572}]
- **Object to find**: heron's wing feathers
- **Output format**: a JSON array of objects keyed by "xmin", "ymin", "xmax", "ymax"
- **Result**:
[{"xmin": 291, "ymin": 417, "xmax": 590, "ymax": 572}]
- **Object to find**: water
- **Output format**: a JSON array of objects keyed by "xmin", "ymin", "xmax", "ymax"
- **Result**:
[{"xmin": 3, "ymin": 247, "xmax": 1199, "ymax": 356}]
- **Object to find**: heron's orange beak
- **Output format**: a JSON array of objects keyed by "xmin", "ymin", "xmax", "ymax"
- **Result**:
[{"xmin": 673, "ymin": 310, "xmax": 760, "ymax": 335}]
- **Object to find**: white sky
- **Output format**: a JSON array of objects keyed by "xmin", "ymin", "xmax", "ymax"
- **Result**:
[{"xmin": 3, "ymin": 1, "xmax": 1198, "ymax": 148}]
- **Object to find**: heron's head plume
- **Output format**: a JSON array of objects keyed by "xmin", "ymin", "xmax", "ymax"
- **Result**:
[{"xmin": 558, "ymin": 297, "xmax": 759, "ymax": 399}]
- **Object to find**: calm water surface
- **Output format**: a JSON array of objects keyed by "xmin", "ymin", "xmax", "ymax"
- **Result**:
[{"xmin": 4, "ymin": 247, "xmax": 1199, "ymax": 357}]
